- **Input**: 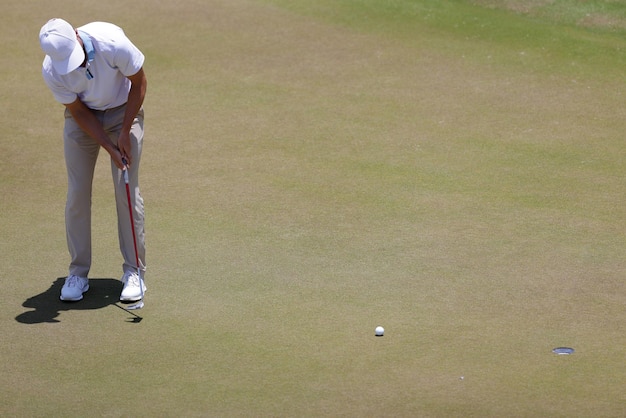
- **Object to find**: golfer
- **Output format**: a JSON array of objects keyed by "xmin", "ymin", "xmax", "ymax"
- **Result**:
[{"xmin": 39, "ymin": 18, "xmax": 147, "ymax": 302}]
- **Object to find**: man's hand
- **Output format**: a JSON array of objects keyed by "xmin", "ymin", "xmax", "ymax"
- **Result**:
[
  {"xmin": 117, "ymin": 130, "xmax": 132, "ymax": 166},
  {"xmin": 110, "ymin": 146, "xmax": 126, "ymax": 170}
]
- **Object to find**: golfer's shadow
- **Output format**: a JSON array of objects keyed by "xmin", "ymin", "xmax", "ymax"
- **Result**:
[{"xmin": 16, "ymin": 277, "xmax": 141, "ymax": 324}]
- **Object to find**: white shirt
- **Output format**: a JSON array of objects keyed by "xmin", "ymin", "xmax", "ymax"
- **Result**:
[{"xmin": 42, "ymin": 22, "xmax": 145, "ymax": 110}]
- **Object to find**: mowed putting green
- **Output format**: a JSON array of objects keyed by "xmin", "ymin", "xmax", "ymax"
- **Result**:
[{"xmin": 2, "ymin": 0, "xmax": 626, "ymax": 416}]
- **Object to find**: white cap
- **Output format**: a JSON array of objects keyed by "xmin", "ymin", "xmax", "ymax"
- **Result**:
[{"xmin": 39, "ymin": 18, "xmax": 84, "ymax": 75}]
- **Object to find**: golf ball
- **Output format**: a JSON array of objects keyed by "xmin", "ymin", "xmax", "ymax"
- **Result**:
[{"xmin": 375, "ymin": 326, "xmax": 384, "ymax": 336}]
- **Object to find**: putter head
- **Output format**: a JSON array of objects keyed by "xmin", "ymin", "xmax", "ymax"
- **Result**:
[
  {"xmin": 126, "ymin": 300, "xmax": 144, "ymax": 310},
  {"xmin": 125, "ymin": 279, "xmax": 145, "ymax": 311}
]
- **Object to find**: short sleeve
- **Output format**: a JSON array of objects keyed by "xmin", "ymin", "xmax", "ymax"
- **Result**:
[
  {"xmin": 113, "ymin": 35, "xmax": 145, "ymax": 77},
  {"xmin": 41, "ymin": 59, "xmax": 78, "ymax": 105}
]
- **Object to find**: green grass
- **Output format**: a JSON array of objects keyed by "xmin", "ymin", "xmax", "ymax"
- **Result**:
[
  {"xmin": 2, "ymin": 0, "xmax": 626, "ymax": 416},
  {"xmin": 264, "ymin": 0, "xmax": 626, "ymax": 77},
  {"xmin": 477, "ymin": 0, "xmax": 626, "ymax": 29}
]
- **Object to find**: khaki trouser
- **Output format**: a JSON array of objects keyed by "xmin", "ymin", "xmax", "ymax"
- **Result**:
[{"xmin": 63, "ymin": 104, "xmax": 146, "ymax": 279}]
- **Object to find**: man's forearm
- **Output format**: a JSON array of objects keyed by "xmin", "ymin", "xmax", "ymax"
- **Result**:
[
  {"xmin": 121, "ymin": 68, "xmax": 147, "ymax": 135},
  {"xmin": 66, "ymin": 101, "xmax": 117, "ymax": 154}
]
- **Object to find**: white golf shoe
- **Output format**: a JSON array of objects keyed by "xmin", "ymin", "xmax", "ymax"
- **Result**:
[
  {"xmin": 60, "ymin": 275, "xmax": 89, "ymax": 301},
  {"xmin": 120, "ymin": 271, "xmax": 146, "ymax": 302}
]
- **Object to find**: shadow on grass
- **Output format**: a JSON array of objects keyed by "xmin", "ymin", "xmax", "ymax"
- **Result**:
[{"xmin": 16, "ymin": 277, "xmax": 142, "ymax": 324}]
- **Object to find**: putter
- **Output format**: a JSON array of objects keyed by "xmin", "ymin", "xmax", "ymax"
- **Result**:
[{"xmin": 122, "ymin": 158, "xmax": 144, "ymax": 310}]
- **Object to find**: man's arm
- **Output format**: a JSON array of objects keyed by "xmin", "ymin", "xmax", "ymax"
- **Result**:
[
  {"xmin": 64, "ymin": 99, "xmax": 125, "ymax": 169},
  {"xmin": 117, "ymin": 68, "xmax": 148, "ymax": 165}
]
